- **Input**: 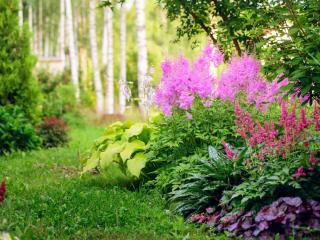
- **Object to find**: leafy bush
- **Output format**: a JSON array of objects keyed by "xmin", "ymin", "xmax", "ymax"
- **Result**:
[
  {"xmin": 192, "ymin": 197, "xmax": 320, "ymax": 239},
  {"xmin": 82, "ymin": 121, "xmax": 152, "ymax": 180},
  {"xmin": 169, "ymin": 146, "xmax": 244, "ymax": 217},
  {"xmin": 37, "ymin": 70, "xmax": 76, "ymax": 118},
  {"xmin": 0, "ymin": 106, "xmax": 41, "ymax": 154},
  {"xmin": 37, "ymin": 117, "xmax": 69, "ymax": 148},
  {"xmin": 0, "ymin": 180, "xmax": 6, "ymax": 204},
  {"xmin": 146, "ymin": 100, "xmax": 243, "ymax": 191},
  {"xmin": 0, "ymin": 0, "xmax": 42, "ymax": 122}
]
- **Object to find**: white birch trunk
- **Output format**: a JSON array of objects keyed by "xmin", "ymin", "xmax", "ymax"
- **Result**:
[
  {"xmin": 66, "ymin": 0, "xmax": 80, "ymax": 102},
  {"xmin": 136, "ymin": 0, "xmax": 148, "ymax": 113},
  {"xmin": 119, "ymin": 7, "xmax": 127, "ymax": 114},
  {"xmin": 18, "ymin": 0, "xmax": 23, "ymax": 28},
  {"xmin": 38, "ymin": 0, "xmax": 43, "ymax": 56},
  {"xmin": 105, "ymin": 8, "xmax": 114, "ymax": 114},
  {"xmin": 59, "ymin": 0, "xmax": 66, "ymax": 66},
  {"xmin": 89, "ymin": 0, "xmax": 104, "ymax": 114},
  {"xmin": 28, "ymin": 4, "xmax": 33, "ymax": 32},
  {"xmin": 102, "ymin": 8, "xmax": 108, "ymax": 67}
]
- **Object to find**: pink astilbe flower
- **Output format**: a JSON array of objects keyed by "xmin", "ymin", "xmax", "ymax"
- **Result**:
[
  {"xmin": 154, "ymin": 45, "xmax": 221, "ymax": 116},
  {"xmin": 314, "ymin": 103, "xmax": 320, "ymax": 131},
  {"xmin": 309, "ymin": 151, "xmax": 319, "ymax": 166},
  {"xmin": 293, "ymin": 166, "xmax": 307, "ymax": 178},
  {"xmin": 221, "ymin": 140, "xmax": 235, "ymax": 160}
]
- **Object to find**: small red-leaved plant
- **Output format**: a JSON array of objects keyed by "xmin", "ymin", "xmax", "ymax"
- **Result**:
[{"xmin": 0, "ymin": 180, "xmax": 6, "ymax": 204}]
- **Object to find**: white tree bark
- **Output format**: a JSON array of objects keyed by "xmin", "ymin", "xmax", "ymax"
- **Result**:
[
  {"xmin": 136, "ymin": 0, "xmax": 148, "ymax": 113},
  {"xmin": 18, "ymin": 0, "xmax": 23, "ymax": 28},
  {"xmin": 89, "ymin": 0, "xmax": 104, "ymax": 114},
  {"xmin": 28, "ymin": 4, "xmax": 33, "ymax": 32},
  {"xmin": 38, "ymin": 0, "xmax": 43, "ymax": 56},
  {"xmin": 59, "ymin": 0, "xmax": 66, "ymax": 66},
  {"xmin": 119, "ymin": 7, "xmax": 127, "ymax": 114},
  {"xmin": 102, "ymin": 8, "xmax": 108, "ymax": 66},
  {"xmin": 66, "ymin": 0, "xmax": 80, "ymax": 102},
  {"xmin": 105, "ymin": 8, "xmax": 114, "ymax": 114}
]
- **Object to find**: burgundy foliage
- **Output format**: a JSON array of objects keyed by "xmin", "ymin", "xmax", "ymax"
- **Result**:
[
  {"xmin": 0, "ymin": 180, "xmax": 6, "ymax": 204},
  {"xmin": 191, "ymin": 197, "xmax": 320, "ymax": 239}
]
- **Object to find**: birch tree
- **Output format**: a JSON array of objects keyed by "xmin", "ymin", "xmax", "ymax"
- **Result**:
[
  {"xmin": 59, "ymin": 0, "xmax": 66, "ymax": 66},
  {"xmin": 18, "ymin": 0, "xmax": 23, "ymax": 28},
  {"xmin": 102, "ymin": 8, "xmax": 108, "ymax": 66},
  {"xmin": 89, "ymin": 0, "xmax": 104, "ymax": 114},
  {"xmin": 119, "ymin": 6, "xmax": 126, "ymax": 114},
  {"xmin": 105, "ymin": 7, "xmax": 114, "ymax": 114},
  {"xmin": 66, "ymin": 0, "xmax": 80, "ymax": 101},
  {"xmin": 28, "ymin": 3, "xmax": 33, "ymax": 32},
  {"xmin": 135, "ymin": 0, "xmax": 148, "ymax": 113}
]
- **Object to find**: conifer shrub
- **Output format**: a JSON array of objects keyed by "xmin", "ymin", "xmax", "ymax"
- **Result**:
[{"xmin": 0, "ymin": 0, "xmax": 42, "ymax": 122}]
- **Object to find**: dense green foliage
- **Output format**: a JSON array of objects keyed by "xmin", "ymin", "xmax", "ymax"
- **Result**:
[
  {"xmin": 0, "ymin": 0, "xmax": 41, "ymax": 122},
  {"xmin": 145, "ymin": 100, "xmax": 243, "ymax": 192},
  {"xmin": 0, "ymin": 106, "xmax": 41, "ymax": 154},
  {"xmin": 37, "ymin": 116, "xmax": 69, "ymax": 148},
  {"xmin": 37, "ymin": 69, "xmax": 76, "ymax": 118},
  {"xmin": 82, "ymin": 121, "xmax": 152, "ymax": 180}
]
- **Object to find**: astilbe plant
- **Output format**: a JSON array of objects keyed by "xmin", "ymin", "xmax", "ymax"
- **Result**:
[
  {"xmin": 233, "ymin": 101, "xmax": 320, "ymax": 161},
  {"xmin": 154, "ymin": 44, "xmax": 289, "ymax": 116}
]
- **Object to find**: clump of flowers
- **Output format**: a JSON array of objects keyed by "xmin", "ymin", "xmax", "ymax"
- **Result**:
[
  {"xmin": 154, "ymin": 45, "xmax": 222, "ymax": 116},
  {"xmin": 154, "ymin": 44, "xmax": 289, "ymax": 116},
  {"xmin": 234, "ymin": 101, "xmax": 319, "ymax": 161}
]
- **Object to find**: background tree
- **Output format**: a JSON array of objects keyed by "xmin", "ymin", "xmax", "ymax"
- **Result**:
[
  {"xmin": 89, "ymin": 0, "xmax": 104, "ymax": 114},
  {"xmin": 0, "ymin": 0, "xmax": 41, "ymax": 122}
]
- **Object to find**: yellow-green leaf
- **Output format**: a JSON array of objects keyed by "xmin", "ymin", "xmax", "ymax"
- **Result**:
[
  {"xmin": 100, "ymin": 142, "xmax": 125, "ymax": 169},
  {"xmin": 120, "ymin": 140, "xmax": 146, "ymax": 161},
  {"xmin": 82, "ymin": 151, "xmax": 100, "ymax": 173},
  {"xmin": 127, "ymin": 152, "xmax": 147, "ymax": 178}
]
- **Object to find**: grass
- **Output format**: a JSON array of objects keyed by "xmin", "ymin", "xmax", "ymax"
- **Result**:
[{"xmin": 0, "ymin": 117, "xmax": 218, "ymax": 240}]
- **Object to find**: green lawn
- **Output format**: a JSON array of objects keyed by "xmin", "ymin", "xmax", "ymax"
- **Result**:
[{"xmin": 0, "ymin": 121, "xmax": 216, "ymax": 240}]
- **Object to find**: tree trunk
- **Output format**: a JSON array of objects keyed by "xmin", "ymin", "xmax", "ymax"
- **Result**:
[
  {"xmin": 102, "ymin": 8, "xmax": 108, "ymax": 66},
  {"xmin": 38, "ymin": 0, "xmax": 43, "ymax": 56},
  {"xmin": 136, "ymin": 0, "xmax": 148, "ymax": 114},
  {"xmin": 119, "ymin": 6, "xmax": 127, "ymax": 115},
  {"xmin": 18, "ymin": 0, "xmax": 23, "ymax": 28},
  {"xmin": 65, "ymin": 0, "xmax": 80, "ymax": 102},
  {"xmin": 28, "ymin": 3, "xmax": 33, "ymax": 32},
  {"xmin": 44, "ymin": 16, "xmax": 49, "ymax": 57},
  {"xmin": 89, "ymin": 0, "xmax": 104, "ymax": 114},
  {"xmin": 105, "ymin": 8, "xmax": 114, "ymax": 114},
  {"xmin": 59, "ymin": 0, "xmax": 66, "ymax": 66}
]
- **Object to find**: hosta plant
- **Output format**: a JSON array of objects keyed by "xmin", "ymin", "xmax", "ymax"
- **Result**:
[{"xmin": 82, "ymin": 121, "xmax": 152, "ymax": 180}]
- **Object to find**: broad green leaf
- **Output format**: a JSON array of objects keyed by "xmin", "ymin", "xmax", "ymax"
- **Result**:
[
  {"xmin": 127, "ymin": 152, "xmax": 147, "ymax": 177},
  {"xmin": 82, "ymin": 151, "xmax": 100, "ymax": 173},
  {"xmin": 208, "ymin": 146, "xmax": 218, "ymax": 160},
  {"xmin": 100, "ymin": 141, "xmax": 125, "ymax": 169},
  {"xmin": 120, "ymin": 140, "xmax": 146, "ymax": 161},
  {"xmin": 124, "ymin": 123, "xmax": 145, "ymax": 139}
]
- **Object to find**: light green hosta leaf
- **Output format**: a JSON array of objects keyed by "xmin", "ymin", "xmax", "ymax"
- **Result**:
[
  {"xmin": 100, "ymin": 141, "xmax": 125, "ymax": 169},
  {"xmin": 127, "ymin": 152, "xmax": 147, "ymax": 177},
  {"xmin": 120, "ymin": 140, "xmax": 146, "ymax": 161},
  {"xmin": 124, "ymin": 123, "xmax": 145, "ymax": 139},
  {"xmin": 82, "ymin": 151, "xmax": 100, "ymax": 173}
]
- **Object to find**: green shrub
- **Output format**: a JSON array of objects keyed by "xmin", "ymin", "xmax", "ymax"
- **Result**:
[
  {"xmin": 82, "ymin": 121, "xmax": 152, "ymax": 181},
  {"xmin": 0, "ymin": 0, "xmax": 42, "ymax": 122},
  {"xmin": 37, "ymin": 70, "xmax": 76, "ymax": 118},
  {"xmin": 0, "ymin": 106, "xmax": 41, "ymax": 154},
  {"xmin": 145, "ymin": 100, "xmax": 243, "ymax": 191},
  {"xmin": 169, "ymin": 146, "xmax": 244, "ymax": 217},
  {"xmin": 37, "ymin": 117, "xmax": 69, "ymax": 148}
]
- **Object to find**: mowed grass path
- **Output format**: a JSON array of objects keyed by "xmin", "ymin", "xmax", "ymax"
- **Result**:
[{"xmin": 0, "ymin": 121, "xmax": 212, "ymax": 240}]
